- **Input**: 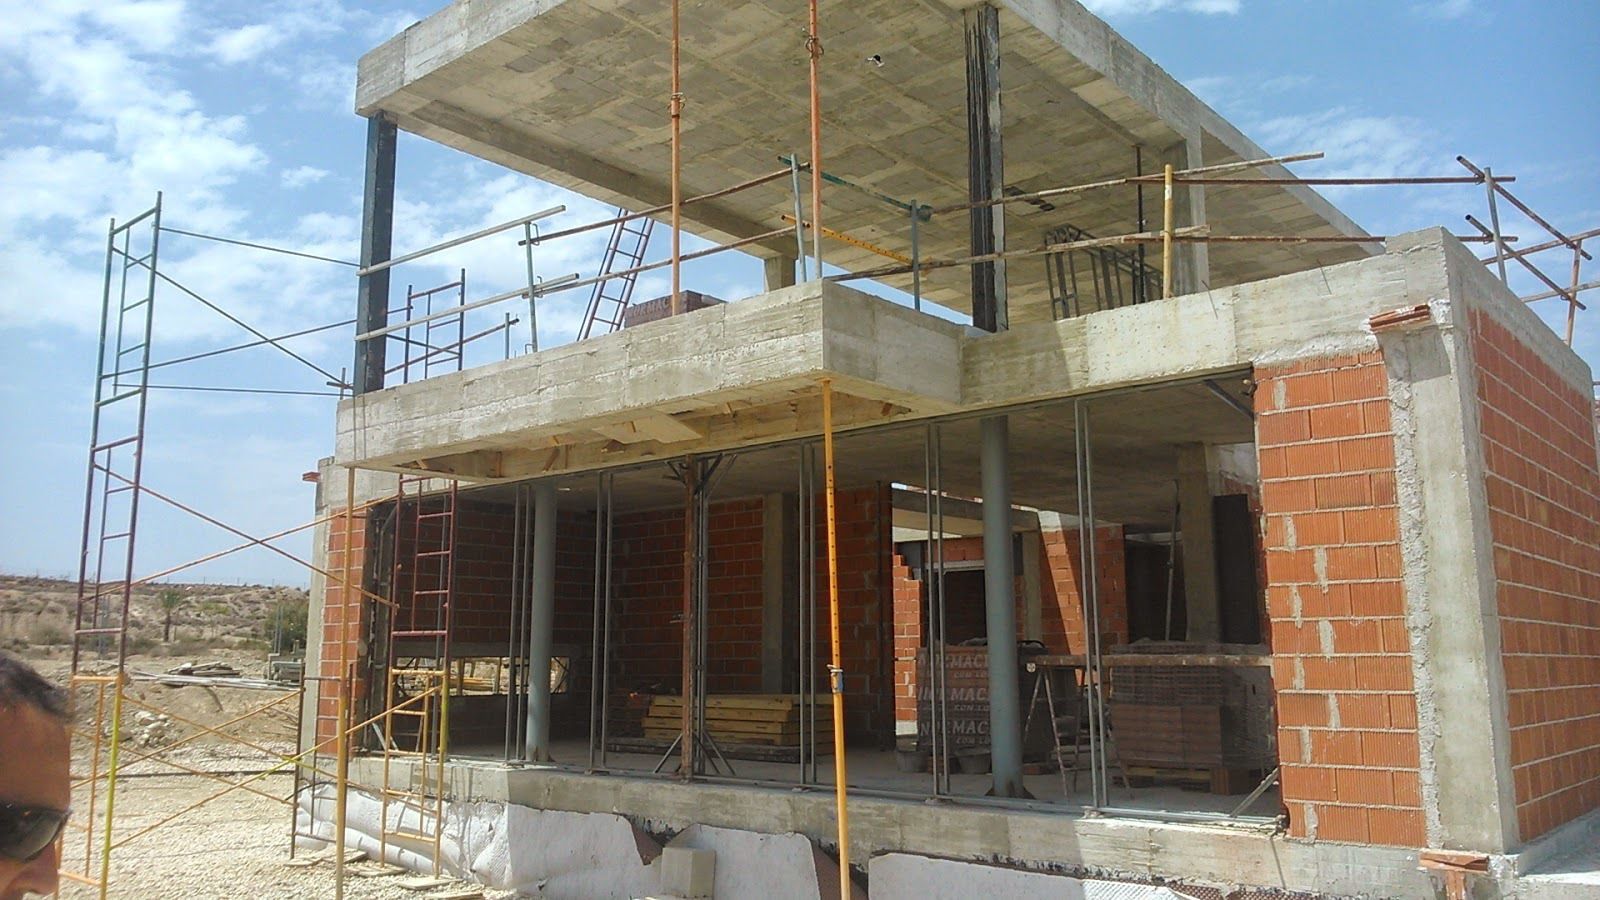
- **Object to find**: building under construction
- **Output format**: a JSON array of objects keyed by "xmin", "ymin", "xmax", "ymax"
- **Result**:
[{"xmin": 277, "ymin": 1, "xmax": 1600, "ymax": 897}]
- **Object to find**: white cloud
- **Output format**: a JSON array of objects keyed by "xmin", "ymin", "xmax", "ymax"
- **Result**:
[
  {"xmin": 208, "ymin": 23, "xmax": 284, "ymax": 64},
  {"xmin": 1083, "ymin": 0, "xmax": 1239, "ymax": 16},
  {"xmin": 281, "ymin": 165, "xmax": 330, "ymax": 188},
  {"xmin": 1252, "ymin": 108, "xmax": 1437, "ymax": 180},
  {"xmin": 1413, "ymin": 0, "xmax": 1472, "ymax": 19}
]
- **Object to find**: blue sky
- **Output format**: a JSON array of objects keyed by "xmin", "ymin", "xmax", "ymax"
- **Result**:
[{"xmin": 1, "ymin": 0, "xmax": 1595, "ymax": 586}]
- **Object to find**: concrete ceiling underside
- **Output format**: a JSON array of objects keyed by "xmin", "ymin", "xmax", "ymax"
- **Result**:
[
  {"xmin": 458, "ymin": 373, "xmax": 1256, "ymax": 529},
  {"xmin": 359, "ymin": 0, "xmax": 1371, "ymax": 324}
]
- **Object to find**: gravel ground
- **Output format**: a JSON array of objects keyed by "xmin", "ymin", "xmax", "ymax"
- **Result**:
[{"xmin": 56, "ymin": 758, "xmax": 516, "ymax": 899}]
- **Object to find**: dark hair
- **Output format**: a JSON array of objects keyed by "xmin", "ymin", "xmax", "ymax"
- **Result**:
[{"xmin": 0, "ymin": 653, "xmax": 69, "ymax": 722}]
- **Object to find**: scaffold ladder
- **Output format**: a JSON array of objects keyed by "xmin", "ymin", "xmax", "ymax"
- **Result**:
[
  {"xmin": 397, "ymin": 271, "xmax": 467, "ymax": 384},
  {"xmin": 578, "ymin": 209, "xmax": 653, "ymax": 339},
  {"xmin": 64, "ymin": 195, "xmax": 162, "ymax": 897},
  {"xmin": 378, "ymin": 476, "xmax": 457, "ymax": 874}
]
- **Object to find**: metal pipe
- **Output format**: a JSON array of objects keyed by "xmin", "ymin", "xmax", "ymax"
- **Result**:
[
  {"xmin": 355, "ymin": 206, "xmax": 564, "ymax": 277},
  {"xmin": 1567, "ymin": 242, "xmax": 1584, "ymax": 346},
  {"xmin": 1162, "ymin": 163, "xmax": 1174, "ymax": 299},
  {"xmin": 790, "ymin": 154, "xmax": 810, "ymax": 281},
  {"xmin": 525, "ymin": 481, "xmax": 558, "ymax": 761},
  {"xmin": 979, "ymin": 415, "xmax": 1025, "ymax": 796},
  {"xmin": 1481, "ymin": 226, "xmax": 1600, "ymax": 264},
  {"xmin": 807, "ymin": 0, "xmax": 825, "ymax": 274},
  {"xmin": 505, "ymin": 486, "xmax": 524, "ymax": 761},
  {"xmin": 679, "ymin": 458, "xmax": 698, "ymax": 777},
  {"xmin": 910, "ymin": 201, "xmax": 922, "ymax": 312},
  {"xmin": 1483, "ymin": 167, "xmax": 1510, "ymax": 285},
  {"xmin": 527, "ymin": 169, "xmax": 791, "ymax": 246},
  {"xmin": 523, "ymin": 223, "xmax": 540, "ymax": 352},
  {"xmin": 927, "ymin": 150, "xmax": 1324, "ymax": 215},
  {"xmin": 1458, "ymin": 155, "xmax": 1590, "ymax": 261},
  {"xmin": 355, "ymin": 274, "xmax": 579, "ymax": 343},
  {"xmin": 670, "ymin": 0, "xmax": 683, "ymax": 315},
  {"xmin": 333, "ymin": 469, "xmax": 356, "ymax": 900},
  {"xmin": 819, "ymin": 378, "xmax": 851, "ymax": 891},
  {"xmin": 932, "ymin": 426, "xmax": 949, "ymax": 795},
  {"xmin": 600, "ymin": 474, "xmax": 614, "ymax": 769},
  {"xmin": 159, "ymin": 226, "xmax": 357, "ymax": 267},
  {"xmin": 589, "ymin": 474, "xmax": 604, "ymax": 771}
]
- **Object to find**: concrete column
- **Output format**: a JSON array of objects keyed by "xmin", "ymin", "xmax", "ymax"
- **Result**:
[
  {"xmin": 354, "ymin": 114, "xmax": 396, "ymax": 395},
  {"xmin": 980, "ymin": 416, "xmax": 1025, "ymax": 797},
  {"xmin": 763, "ymin": 255, "xmax": 797, "ymax": 293},
  {"xmin": 1177, "ymin": 443, "xmax": 1220, "ymax": 641},
  {"xmin": 524, "ymin": 481, "xmax": 558, "ymax": 762},
  {"xmin": 1160, "ymin": 138, "xmax": 1209, "ymax": 296},
  {"xmin": 760, "ymin": 493, "xmax": 798, "ymax": 693},
  {"xmin": 1378, "ymin": 294, "xmax": 1518, "ymax": 852},
  {"xmin": 965, "ymin": 3, "xmax": 1006, "ymax": 332}
]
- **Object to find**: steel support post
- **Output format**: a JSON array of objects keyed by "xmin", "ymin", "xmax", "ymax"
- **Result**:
[
  {"xmin": 524, "ymin": 481, "xmax": 558, "ymax": 761},
  {"xmin": 980, "ymin": 416, "xmax": 1025, "ymax": 797},
  {"xmin": 354, "ymin": 115, "xmax": 396, "ymax": 395}
]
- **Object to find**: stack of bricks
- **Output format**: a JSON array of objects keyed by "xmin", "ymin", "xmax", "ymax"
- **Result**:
[
  {"xmin": 1471, "ymin": 309, "xmax": 1600, "ymax": 840},
  {"xmin": 890, "ymin": 553, "xmax": 920, "ymax": 734},
  {"xmin": 1038, "ymin": 526, "xmax": 1127, "ymax": 653},
  {"xmin": 1256, "ymin": 350, "xmax": 1424, "ymax": 847}
]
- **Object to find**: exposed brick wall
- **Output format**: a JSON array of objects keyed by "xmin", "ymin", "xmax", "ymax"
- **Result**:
[
  {"xmin": 1039, "ymin": 526, "xmax": 1127, "ymax": 653},
  {"xmin": 891, "ymin": 553, "xmax": 919, "ymax": 730},
  {"xmin": 1472, "ymin": 310, "xmax": 1600, "ymax": 840},
  {"xmin": 1257, "ymin": 351, "xmax": 1425, "ymax": 847},
  {"xmin": 812, "ymin": 485, "xmax": 893, "ymax": 740},
  {"xmin": 316, "ymin": 507, "xmax": 369, "ymax": 746}
]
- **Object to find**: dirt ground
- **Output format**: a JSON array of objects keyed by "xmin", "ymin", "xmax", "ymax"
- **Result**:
[{"xmin": 25, "ymin": 653, "xmax": 514, "ymax": 899}]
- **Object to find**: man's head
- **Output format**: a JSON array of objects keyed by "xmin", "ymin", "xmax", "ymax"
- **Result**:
[{"xmin": 0, "ymin": 654, "xmax": 69, "ymax": 900}]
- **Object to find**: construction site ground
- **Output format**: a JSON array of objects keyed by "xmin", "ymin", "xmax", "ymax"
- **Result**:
[{"xmin": 21, "ymin": 651, "xmax": 512, "ymax": 899}]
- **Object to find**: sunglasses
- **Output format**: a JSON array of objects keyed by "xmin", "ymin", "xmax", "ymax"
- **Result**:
[{"xmin": 0, "ymin": 803, "xmax": 70, "ymax": 863}]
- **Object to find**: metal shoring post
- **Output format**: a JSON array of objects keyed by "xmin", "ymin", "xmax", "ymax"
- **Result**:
[
  {"xmin": 1073, "ymin": 402, "xmax": 1100, "ymax": 808},
  {"xmin": 1163, "ymin": 483, "xmax": 1179, "ymax": 642},
  {"xmin": 1083, "ymin": 407, "xmax": 1110, "ymax": 802},
  {"xmin": 932, "ymin": 425, "xmax": 950, "ymax": 796},
  {"xmin": 505, "ymin": 485, "xmax": 523, "ymax": 761},
  {"xmin": 589, "ymin": 473, "xmax": 604, "ymax": 772},
  {"xmin": 523, "ymin": 223, "xmax": 540, "ymax": 351},
  {"xmin": 795, "ymin": 447, "xmax": 810, "ymax": 785},
  {"xmin": 791, "ymin": 153, "xmax": 810, "ymax": 281},
  {"xmin": 1485, "ymin": 168, "xmax": 1510, "ymax": 286},
  {"xmin": 807, "ymin": 445, "xmax": 820, "ymax": 785},
  {"xmin": 1568, "ymin": 241, "xmax": 1583, "ymax": 346},
  {"xmin": 921, "ymin": 426, "xmax": 936, "ymax": 795},
  {"xmin": 1162, "ymin": 163, "xmax": 1175, "ymax": 299},
  {"xmin": 910, "ymin": 202, "xmax": 923, "ymax": 312},
  {"xmin": 599, "ymin": 473, "xmax": 614, "ymax": 769},
  {"xmin": 1135, "ymin": 146, "xmax": 1147, "ymax": 306}
]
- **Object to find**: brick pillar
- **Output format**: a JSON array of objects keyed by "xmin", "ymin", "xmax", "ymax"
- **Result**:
[
  {"xmin": 1257, "ymin": 351, "xmax": 1425, "ymax": 847},
  {"xmin": 317, "ymin": 507, "xmax": 368, "ymax": 747}
]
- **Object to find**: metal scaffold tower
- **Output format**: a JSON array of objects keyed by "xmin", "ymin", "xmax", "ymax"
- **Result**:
[
  {"xmin": 377, "ymin": 476, "xmax": 458, "ymax": 875},
  {"xmin": 64, "ymin": 195, "xmax": 163, "ymax": 894}
]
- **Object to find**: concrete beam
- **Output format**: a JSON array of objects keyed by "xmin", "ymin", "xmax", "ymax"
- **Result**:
[{"xmin": 764, "ymin": 255, "xmax": 797, "ymax": 293}]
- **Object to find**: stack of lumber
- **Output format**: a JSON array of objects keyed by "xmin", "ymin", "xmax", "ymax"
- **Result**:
[{"xmin": 642, "ymin": 694, "xmax": 834, "ymax": 748}]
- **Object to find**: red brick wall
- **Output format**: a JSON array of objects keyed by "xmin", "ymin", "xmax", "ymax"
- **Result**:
[
  {"xmin": 1039, "ymin": 526, "xmax": 1127, "ymax": 653},
  {"xmin": 1472, "ymin": 310, "xmax": 1600, "ymax": 840},
  {"xmin": 888, "ymin": 528, "xmax": 1127, "ymax": 731},
  {"xmin": 316, "ymin": 507, "xmax": 369, "ymax": 746},
  {"xmin": 608, "ymin": 486, "xmax": 892, "ymax": 740},
  {"xmin": 1257, "ymin": 351, "xmax": 1425, "ymax": 847},
  {"xmin": 609, "ymin": 497, "xmax": 765, "ymax": 694},
  {"xmin": 812, "ymin": 485, "xmax": 893, "ymax": 739}
]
